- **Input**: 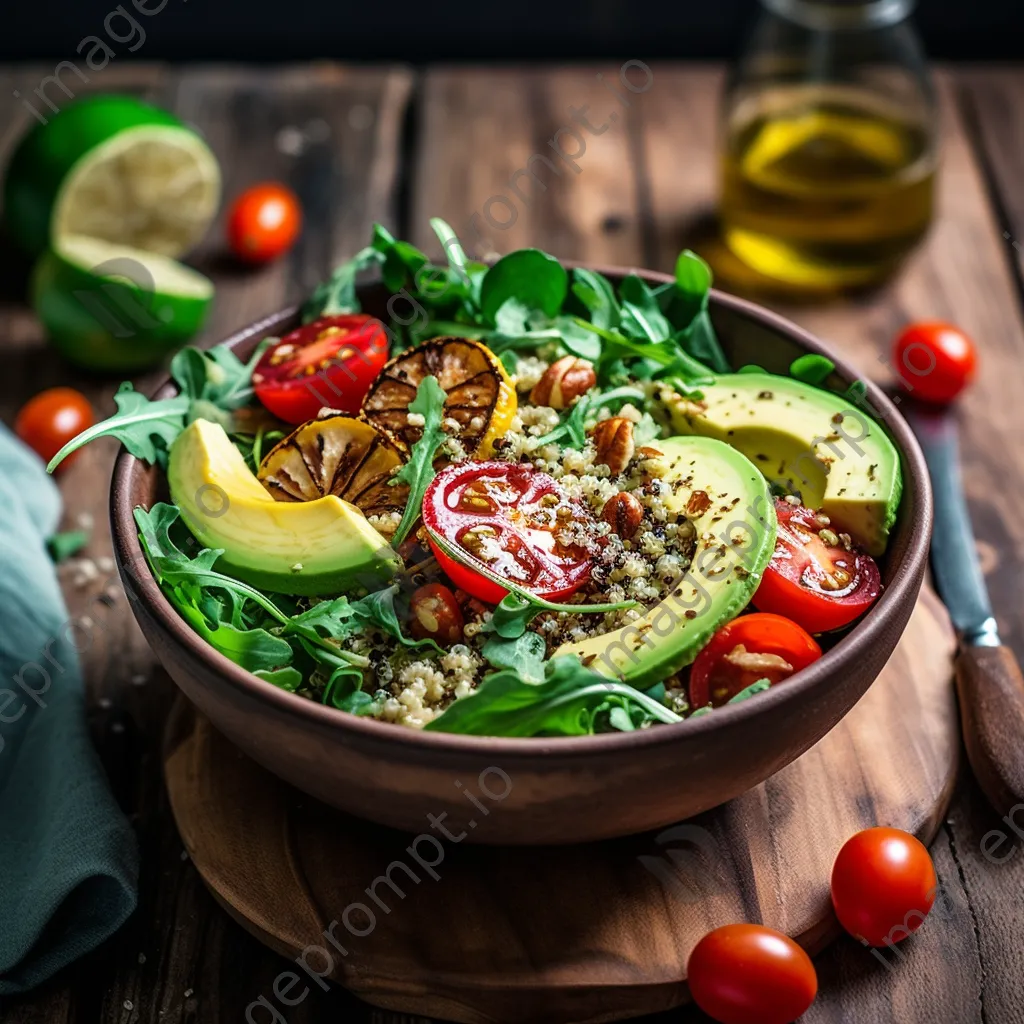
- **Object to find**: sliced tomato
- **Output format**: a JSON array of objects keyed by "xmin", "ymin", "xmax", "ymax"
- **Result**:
[
  {"xmin": 753, "ymin": 500, "xmax": 882, "ymax": 633},
  {"xmin": 689, "ymin": 612, "xmax": 822, "ymax": 709},
  {"xmin": 423, "ymin": 461, "xmax": 598, "ymax": 604},
  {"xmin": 252, "ymin": 314, "xmax": 389, "ymax": 424}
]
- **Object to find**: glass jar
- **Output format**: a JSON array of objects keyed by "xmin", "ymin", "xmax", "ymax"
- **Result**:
[{"xmin": 719, "ymin": 0, "xmax": 938, "ymax": 292}]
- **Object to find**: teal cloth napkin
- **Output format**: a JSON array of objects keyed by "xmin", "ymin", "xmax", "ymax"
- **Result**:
[{"xmin": 0, "ymin": 424, "xmax": 138, "ymax": 994}]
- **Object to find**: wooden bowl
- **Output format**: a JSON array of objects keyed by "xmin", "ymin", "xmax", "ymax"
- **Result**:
[{"xmin": 111, "ymin": 269, "xmax": 932, "ymax": 845}]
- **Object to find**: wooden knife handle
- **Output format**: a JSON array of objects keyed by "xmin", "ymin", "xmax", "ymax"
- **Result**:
[{"xmin": 955, "ymin": 645, "xmax": 1024, "ymax": 817}]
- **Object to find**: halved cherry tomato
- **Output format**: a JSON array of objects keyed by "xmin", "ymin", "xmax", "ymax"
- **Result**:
[
  {"xmin": 227, "ymin": 182, "xmax": 302, "ymax": 264},
  {"xmin": 831, "ymin": 827, "xmax": 937, "ymax": 947},
  {"xmin": 689, "ymin": 612, "xmax": 822, "ymax": 709},
  {"xmin": 752, "ymin": 500, "xmax": 881, "ymax": 633},
  {"xmin": 892, "ymin": 321, "xmax": 977, "ymax": 405},
  {"xmin": 687, "ymin": 923, "xmax": 818, "ymax": 1024},
  {"xmin": 15, "ymin": 387, "xmax": 94, "ymax": 470},
  {"xmin": 253, "ymin": 314, "xmax": 389, "ymax": 424},
  {"xmin": 423, "ymin": 461, "xmax": 598, "ymax": 605}
]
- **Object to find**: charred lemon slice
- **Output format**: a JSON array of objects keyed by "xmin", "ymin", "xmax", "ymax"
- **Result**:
[
  {"xmin": 257, "ymin": 415, "xmax": 407, "ymax": 517},
  {"xmin": 360, "ymin": 337, "xmax": 516, "ymax": 457}
]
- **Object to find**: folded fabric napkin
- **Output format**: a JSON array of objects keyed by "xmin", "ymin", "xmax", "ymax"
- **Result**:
[{"xmin": 0, "ymin": 424, "xmax": 138, "ymax": 994}]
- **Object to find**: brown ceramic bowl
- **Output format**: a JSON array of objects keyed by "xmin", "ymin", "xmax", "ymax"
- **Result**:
[{"xmin": 111, "ymin": 268, "xmax": 932, "ymax": 845}]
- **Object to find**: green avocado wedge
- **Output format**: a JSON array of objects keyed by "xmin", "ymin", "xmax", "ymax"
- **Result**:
[
  {"xmin": 553, "ymin": 436, "xmax": 777, "ymax": 687},
  {"xmin": 667, "ymin": 373, "xmax": 902, "ymax": 556},
  {"xmin": 167, "ymin": 419, "xmax": 400, "ymax": 597}
]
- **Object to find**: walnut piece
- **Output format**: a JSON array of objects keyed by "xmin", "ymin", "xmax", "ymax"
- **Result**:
[
  {"xmin": 529, "ymin": 356, "xmax": 597, "ymax": 409},
  {"xmin": 601, "ymin": 491, "xmax": 644, "ymax": 540},
  {"xmin": 590, "ymin": 417, "xmax": 635, "ymax": 475}
]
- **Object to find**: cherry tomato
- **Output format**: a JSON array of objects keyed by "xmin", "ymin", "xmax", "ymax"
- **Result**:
[
  {"xmin": 687, "ymin": 923, "xmax": 818, "ymax": 1024},
  {"xmin": 831, "ymin": 827, "xmax": 937, "ymax": 948},
  {"xmin": 423, "ymin": 461, "xmax": 598, "ymax": 605},
  {"xmin": 689, "ymin": 612, "xmax": 822, "ymax": 709},
  {"xmin": 15, "ymin": 387, "xmax": 94, "ymax": 470},
  {"xmin": 892, "ymin": 321, "xmax": 977, "ymax": 404},
  {"xmin": 752, "ymin": 500, "xmax": 881, "ymax": 633},
  {"xmin": 227, "ymin": 183, "xmax": 302, "ymax": 264},
  {"xmin": 409, "ymin": 584, "xmax": 465, "ymax": 644},
  {"xmin": 253, "ymin": 314, "xmax": 389, "ymax": 424}
]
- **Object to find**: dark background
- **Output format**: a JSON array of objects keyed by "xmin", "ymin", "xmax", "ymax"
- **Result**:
[{"xmin": 2, "ymin": 0, "xmax": 1023, "ymax": 63}]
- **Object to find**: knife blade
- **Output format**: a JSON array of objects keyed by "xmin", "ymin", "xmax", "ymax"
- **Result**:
[
  {"xmin": 903, "ymin": 405, "xmax": 999, "ymax": 646},
  {"xmin": 904, "ymin": 400, "xmax": 1024, "ymax": 817}
]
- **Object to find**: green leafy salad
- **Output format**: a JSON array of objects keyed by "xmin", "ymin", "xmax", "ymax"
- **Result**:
[{"xmin": 50, "ymin": 219, "xmax": 902, "ymax": 737}]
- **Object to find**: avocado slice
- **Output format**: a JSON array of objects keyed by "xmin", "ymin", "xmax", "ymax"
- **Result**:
[
  {"xmin": 553, "ymin": 436, "xmax": 776, "ymax": 687},
  {"xmin": 167, "ymin": 419, "xmax": 401, "ymax": 596},
  {"xmin": 667, "ymin": 373, "xmax": 902, "ymax": 556}
]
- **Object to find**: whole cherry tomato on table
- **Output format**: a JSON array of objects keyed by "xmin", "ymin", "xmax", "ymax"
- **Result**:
[
  {"xmin": 752, "ymin": 499, "xmax": 882, "ymax": 633},
  {"xmin": 892, "ymin": 321, "xmax": 977, "ymax": 404},
  {"xmin": 423, "ymin": 461, "xmax": 598, "ymax": 605},
  {"xmin": 831, "ymin": 827, "xmax": 937, "ymax": 947},
  {"xmin": 252, "ymin": 314, "xmax": 389, "ymax": 423},
  {"xmin": 687, "ymin": 923, "xmax": 818, "ymax": 1024},
  {"xmin": 688, "ymin": 612, "xmax": 822, "ymax": 709},
  {"xmin": 227, "ymin": 183, "xmax": 302, "ymax": 264},
  {"xmin": 15, "ymin": 387, "xmax": 94, "ymax": 470}
]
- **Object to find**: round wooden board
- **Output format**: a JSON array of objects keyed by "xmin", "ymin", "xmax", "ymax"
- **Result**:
[{"xmin": 164, "ymin": 588, "xmax": 959, "ymax": 1024}]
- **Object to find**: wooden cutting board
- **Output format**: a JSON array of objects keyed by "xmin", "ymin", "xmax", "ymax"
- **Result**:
[{"xmin": 164, "ymin": 587, "xmax": 958, "ymax": 1024}]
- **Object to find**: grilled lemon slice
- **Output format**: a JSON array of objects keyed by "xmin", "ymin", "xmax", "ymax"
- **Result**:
[
  {"xmin": 257, "ymin": 415, "xmax": 407, "ymax": 517},
  {"xmin": 360, "ymin": 337, "xmax": 516, "ymax": 457}
]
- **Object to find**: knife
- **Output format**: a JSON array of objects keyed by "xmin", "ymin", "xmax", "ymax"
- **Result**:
[{"xmin": 907, "ymin": 403, "xmax": 1024, "ymax": 817}]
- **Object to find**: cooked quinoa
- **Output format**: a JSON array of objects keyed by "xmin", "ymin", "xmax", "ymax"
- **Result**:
[{"xmin": 352, "ymin": 358, "xmax": 707, "ymax": 730}]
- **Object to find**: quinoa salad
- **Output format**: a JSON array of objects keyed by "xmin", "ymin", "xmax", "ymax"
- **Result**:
[{"xmin": 51, "ymin": 220, "xmax": 901, "ymax": 738}]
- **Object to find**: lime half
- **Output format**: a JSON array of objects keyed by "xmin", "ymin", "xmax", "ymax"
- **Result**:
[
  {"xmin": 5, "ymin": 95, "xmax": 220, "ymax": 258},
  {"xmin": 32, "ymin": 234, "xmax": 214, "ymax": 372}
]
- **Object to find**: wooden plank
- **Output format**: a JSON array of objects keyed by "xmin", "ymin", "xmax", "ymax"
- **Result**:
[
  {"xmin": 411, "ymin": 64, "xmax": 651, "ymax": 264},
  {"xmin": 0, "ymin": 62, "xmax": 411, "ymax": 1024},
  {"xmin": 958, "ymin": 68, "xmax": 1024, "ymax": 289}
]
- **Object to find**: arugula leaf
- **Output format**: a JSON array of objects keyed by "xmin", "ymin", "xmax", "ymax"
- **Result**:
[
  {"xmin": 480, "ymin": 631, "xmax": 546, "ymax": 682},
  {"xmin": 664, "ymin": 250, "xmax": 730, "ymax": 373},
  {"xmin": 47, "ymin": 530, "xmax": 89, "ymax": 563},
  {"xmin": 350, "ymin": 585, "xmax": 442, "ymax": 652},
  {"xmin": 48, "ymin": 384, "xmax": 190, "ymax": 472},
  {"xmin": 728, "ymin": 679, "xmax": 772, "ymax": 703},
  {"xmin": 425, "ymin": 656, "xmax": 682, "ymax": 736},
  {"xmin": 430, "ymin": 217, "xmax": 472, "ymax": 292},
  {"xmin": 619, "ymin": 275, "xmax": 672, "ymax": 343},
  {"xmin": 303, "ymin": 245, "xmax": 384, "ymax": 322},
  {"xmin": 372, "ymin": 224, "xmax": 430, "ymax": 293},
  {"xmin": 288, "ymin": 596, "xmax": 358, "ymax": 639},
  {"xmin": 844, "ymin": 379, "xmax": 869, "ymax": 407},
  {"xmin": 532, "ymin": 385, "xmax": 645, "ymax": 448},
  {"xmin": 391, "ymin": 377, "xmax": 448, "ymax": 546},
  {"xmin": 480, "ymin": 249, "xmax": 568, "ymax": 325},
  {"xmin": 173, "ymin": 337, "xmax": 276, "ymax": 412},
  {"xmin": 173, "ymin": 598, "xmax": 294, "ymax": 672},
  {"xmin": 335, "ymin": 690, "xmax": 380, "ymax": 715},
  {"xmin": 574, "ymin": 319, "xmax": 715, "ymax": 386},
  {"xmin": 254, "ymin": 666, "xmax": 304, "ymax": 691},
  {"xmin": 571, "ymin": 268, "xmax": 620, "ymax": 331},
  {"xmin": 790, "ymin": 354, "xmax": 836, "ymax": 386}
]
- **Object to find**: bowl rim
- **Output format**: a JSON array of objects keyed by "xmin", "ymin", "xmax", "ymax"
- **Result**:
[{"xmin": 110, "ymin": 266, "xmax": 933, "ymax": 760}]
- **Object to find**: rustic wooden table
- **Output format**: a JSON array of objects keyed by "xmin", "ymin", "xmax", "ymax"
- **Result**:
[{"xmin": 1, "ymin": 62, "xmax": 1022, "ymax": 1024}]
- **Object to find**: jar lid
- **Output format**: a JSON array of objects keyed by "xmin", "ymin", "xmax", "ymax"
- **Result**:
[{"xmin": 762, "ymin": 0, "xmax": 915, "ymax": 29}]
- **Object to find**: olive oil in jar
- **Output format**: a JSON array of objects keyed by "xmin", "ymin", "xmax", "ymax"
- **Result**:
[{"xmin": 721, "ymin": 86, "xmax": 936, "ymax": 290}]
